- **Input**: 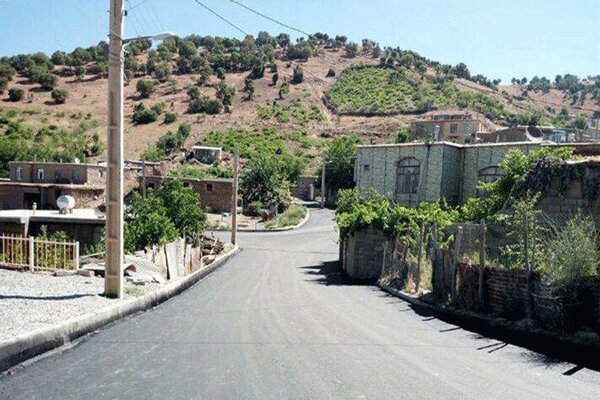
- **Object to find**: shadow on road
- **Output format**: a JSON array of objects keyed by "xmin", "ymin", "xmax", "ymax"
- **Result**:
[
  {"xmin": 0, "ymin": 294, "xmax": 96, "ymax": 301},
  {"xmin": 300, "ymin": 260, "xmax": 375, "ymax": 286}
]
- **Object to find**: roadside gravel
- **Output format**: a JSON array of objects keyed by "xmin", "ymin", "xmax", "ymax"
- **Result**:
[{"xmin": 0, "ymin": 269, "xmax": 161, "ymax": 343}]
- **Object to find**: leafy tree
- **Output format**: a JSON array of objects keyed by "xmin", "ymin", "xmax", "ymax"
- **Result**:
[
  {"xmin": 240, "ymin": 151, "xmax": 294, "ymax": 207},
  {"xmin": 157, "ymin": 178, "xmax": 207, "ymax": 239},
  {"xmin": 50, "ymin": 51, "xmax": 66, "ymax": 65},
  {"xmin": 196, "ymin": 65, "xmax": 212, "ymax": 85},
  {"xmin": 51, "ymin": 88, "xmax": 68, "ymax": 104},
  {"xmin": 567, "ymin": 114, "xmax": 588, "ymax": 130},
  {"xmin": 292, "ymin": 65, "xmax": 304, "ymax": 84},
  {"xmin": 36, "ymin": 71, "xmax": 57, "ymax": 91},
  {"xmin": 187, "ymin": 85, "xmax": 201, "ymax": 100},
  {"xmin": 276, "ymin": 33, "xmax": 290, "ymax": 48},
  {"xmin": 0, "ymin": 77, "xmax": 8, "ymax": 94},
  {"xmin": 216, "ymin": 82, "xmax": 235, "ymax": 111},
  {"xmin": 250, "ymin": 62, "xmax": 265, "ymax": 79},
  {"xmin": 318, "ymin": 135, "xmax": 359, "ymax": 193},
  {"xmin": 154, "ymin": 61, "xmax": 172, "ymax": 82},
  {"xmin": 124, "ymin": 191, "xmax": 178, "ymax": 253},
  {"xmin": 187, "ymin": 94, "xmax": 209, "ymax": 114},
  {"xmin": 136, "ymin": 79, "xmax": 155, "ymax": 98},
  {"xmin": 8, "ymin": 87, "xmax": 24, "ymax": 102},
  {"xmin": 216, "ymin": 67, "xmax": 226, "ymax": 80},
  {"xmin": 243, "ymin": 77, "xmax": 255, "ymax": 100},
  {"xmin": 452, "ymin": 62, "xmax": 471, "ymax": 79},
  {"xmin": 74, "ymin": 65, "xmax": 85, "ymax": 80},
  {"xmin": 344, "ymin": 42, "xmax": 359, "ymax": 58},
  {"xmin": 334, "ymin": 35, "xmax": 347, "ymax": 47}
]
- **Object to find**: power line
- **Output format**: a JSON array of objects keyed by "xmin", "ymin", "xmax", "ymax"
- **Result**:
[
  {"xmin": 226, "ymin": 0, "xmax": 312, "ymax": 38},
  {"xmin": 190, "ymin": 0, "xmax": 249, "ymax": 36},
  {"xmin": 127, "ymin": 0, "xmax": 151, "ymax": 11}
]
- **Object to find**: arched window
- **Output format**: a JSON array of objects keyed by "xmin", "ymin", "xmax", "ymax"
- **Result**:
[
  {"xmin": 396, "ymin": 157, "xmax": 420, "ymax": 195},
  {"xmin": 478, "ymin": 166, "xmax": 504, "ymax": 184}
]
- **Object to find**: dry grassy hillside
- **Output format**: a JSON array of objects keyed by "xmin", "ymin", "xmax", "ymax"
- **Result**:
[{"xmin": 1, "ymin": 45, "xmax": 597, "ymax": 167}]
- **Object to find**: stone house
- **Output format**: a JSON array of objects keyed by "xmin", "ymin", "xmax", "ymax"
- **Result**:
[
  {"xmin": 353, "ymin": 141, "xmax": 600, "ymax": 207},
  {"xmin": 142, "ymin": 175, "xmax": 234, "ymax": 213},
  {"xmin": 191, "ymin": 146, "xmax": 222, "ymax": 164},
  {"xmin": 0, "ymin": 161, "xmax": 107, "ymax": 210},
  {"xmin": 410, "ymin": 114, "xmax": 489, "ymax": 144}
]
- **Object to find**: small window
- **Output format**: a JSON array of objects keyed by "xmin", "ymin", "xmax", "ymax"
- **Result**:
[
  {"xmin": 37, "ymin": 168, "xmax": 45, "ymax": 181},
  {"xmin": 54, "ymin": 170, "xmax": 63, "ymax": 182},
  {"xmin": 15, "ymin": 167, "xmax": 22, "ymax": 181},
  {"xmin": 450, "ymin": 124, "xmax": 458, "ymax": 135},
  {"xmin": 363, "ymin": 164, "xmax": 370, "ymax": 172},
  {"xmin": 206, "ymin": 183, "xmax": 213, "ymax": 192},
  {"xmin": 72, "ymin": 170, "xmax": 81, "ymax": 183},
  {"xmin": 464, "ymin": 124, "xmax": 474, "ymax": 134}
]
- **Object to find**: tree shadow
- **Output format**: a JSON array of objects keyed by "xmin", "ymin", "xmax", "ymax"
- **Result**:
[{"xmin": 300, "ymin": 260, "xmax": 376, "ymax": 286}]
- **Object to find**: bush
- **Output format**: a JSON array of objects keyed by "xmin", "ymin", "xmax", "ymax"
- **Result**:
[
  {"xmin": 136, "ymin": 79, "xmax": 155, "ymax": 98},
  {"xmin": 205, "ymin": 98, "xmax": 223, "ymax": 114},
  {"xmin": 187, "ymin": 95, "xmax": 209, "ymax": 114},
  {"xmin": 51, "ymin": 88, "xmax": 68, "ymax": 104},
  {"xmin": 36, "ymin": 71, "xmax": 57, "ymax": 91},
  {"xmin": 132, "ymin": 103, "xmax": 158, "ymax": 124},
  {"xmin": 292, "ymin": 66, "xmax": 304, "ymax": 84},
  {"xmin": 0, "ymin": 77, "xmax": 9, "ymax": 94},
  {"xmin": 265, "ymin": 205, "xmax": 307, "ymax": 229},
  {"xmin": 8, "ymin": 87, "xmax": 24, "ymax": 102},
  {"xmin": 163, "ymin": 112, "xmax": 177, "ymax": 124}
]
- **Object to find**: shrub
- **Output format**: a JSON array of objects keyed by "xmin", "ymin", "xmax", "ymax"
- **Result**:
[
  {"xmin": 36, "ymin": 71, "xmax": 57, "ymax": 91},
  {"xmin": 163, "ymin": 112, "xmax": 177, "ymax": 124},
  {"xmin": 154, "ymin": 61, "xmax": 172, "ymax": 82},
  {"xmin": 292, "ymin": 66, "xmax": 304, "ymax": 84},
  {"xmin": 187, "ymin": 95, "xmax": 209, "ymax": 114},
  {"xmin": 132, "ymin": 103, "xmax": 158, "ymax": 124},
  {"xmin": 205, "ymin": 98, "xmax": 223, "ymax": 114},
  {"xmin": 265, "ymin": 205, "xmax": 307, "ymax": 229},
  {"xmin": 51, "ymin": 88, "xmax": 68, "ymax": 104},
  {"xmin": 136, "ymin": 79, "xmax": 155, "ymax": 98},
  {"xmin": 0, "ymin": 77, "xmax": 8, "ymax": 94},
  {"xmin": 8, "ymin": 87, "xmax": 24, "ymax": 102}
]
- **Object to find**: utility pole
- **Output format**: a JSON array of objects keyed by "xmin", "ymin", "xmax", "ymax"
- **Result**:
[
  {"xmin": 105, "ymin": 0, "xmax": 124, "ymax": 298},
  {"xmin": 320, "ymin": 155, "xmax": 326, "ymax": 209},
  {"xmin": 231, "ymin": 146, "xmax": 239, "ymax": 245}
]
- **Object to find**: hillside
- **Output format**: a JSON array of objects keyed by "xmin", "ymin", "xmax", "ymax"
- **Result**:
[{"xmin": 0, "ymin": 34, "xmax": 598, "ymax": 176}]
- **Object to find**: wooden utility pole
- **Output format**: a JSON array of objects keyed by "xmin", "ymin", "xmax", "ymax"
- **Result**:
[
  {"xmin": 320, "ymin": 155, "xmax": 326, "ymax": 208},
  {"xmin": 231, "ymin": 146, "xmax": 239, "ymax": 245},
  {"xmin": 105, "ymin": 0, "xmax": 124, "ymax": 298},
  {"xmin": 140, "ymin": 159, "xmax": 147, "ymax": 197},
  {"xmin": 478, "ymin": 219, "xmax": 486, "ymax": 309}
]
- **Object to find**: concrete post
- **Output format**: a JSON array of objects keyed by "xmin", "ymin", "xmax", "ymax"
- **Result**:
[
  {"xmin": 231, "ymin": 146, "xmax": 239, "ymax": 245},
  {"xmin": 105, "ymin": 0, "xmax": 124, "ymax": 298},
  {"xmin": 320, "ymin": 155, "xmax": 326, "ymax": 209},
  {"xmin": 478, "ymin": 220, "xmax": 486, "ymax": 309},
  {"xmin": 28, "ymin": 236, "xmax": 34, "ymax": 272}
]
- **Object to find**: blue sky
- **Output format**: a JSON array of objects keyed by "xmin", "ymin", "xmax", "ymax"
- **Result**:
[{"xmin": 0, "ymin": 0, "xmax": 598, "ymax": 82}]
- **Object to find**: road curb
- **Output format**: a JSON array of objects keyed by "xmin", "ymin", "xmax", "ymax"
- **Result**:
[
  {"xmin": 210, "ymin": 207, "xmax": 310, "ymax": 233},
  {"xmin": 0, "ymin": 246, "xmax": 239, "ymax": 373},
  {"xmin": 379, "ymin": 283, "xmax": 600, "ymax": 368}
]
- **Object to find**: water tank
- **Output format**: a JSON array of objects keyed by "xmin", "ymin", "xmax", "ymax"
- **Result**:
[{"xmin": 56, "ymin": 195, "xmax": 76, "ymax": 214}]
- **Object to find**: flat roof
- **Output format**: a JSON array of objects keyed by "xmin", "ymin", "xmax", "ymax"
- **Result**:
[
  {"xmin": 192, "ymin": 145, "xmax": 222, "ymax": 150},
  {"xmin": 0, "ymin": 181, "xmax": 104, "ymax": 190},
  {"xmin": 9, "ymin": 161, "xmax": 103, "ymax": 168},
  {"xmin": 0, "ymin": 208, "xmax": 105, "ymax": 224},
  {"xmin": 357, "ymin": 141, "xmax": 600, "ymax": 150},
  {"xmin": 144, "ymin": 175, "xmax": 233, "ymax": 183}
]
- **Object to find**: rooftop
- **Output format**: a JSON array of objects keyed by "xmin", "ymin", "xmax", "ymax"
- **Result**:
[{"xmin": 0, "ymin": 208, "xmax": 105, "ymax": 224}]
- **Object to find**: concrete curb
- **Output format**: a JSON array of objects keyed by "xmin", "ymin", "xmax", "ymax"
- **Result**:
[
  {"xmin": 379, "ymin": 283, "xmax": 600, "ymax": 368},
  {"xmin": 0, "ymin": 246, "xmax": 239, "ymax": 373},
  {"xmin": 209, "ymin": 207, "xmax": 310, "ymax": 233}
]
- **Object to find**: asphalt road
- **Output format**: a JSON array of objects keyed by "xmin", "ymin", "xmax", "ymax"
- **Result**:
[{"xmin": 2, "ymin": 208, "xmax": 600, "ymax": 399}]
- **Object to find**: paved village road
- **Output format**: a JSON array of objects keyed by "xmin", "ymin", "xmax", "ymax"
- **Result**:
[{"xmin": 2, "ymin": 208, "xmax": 600, "ymax": 399}]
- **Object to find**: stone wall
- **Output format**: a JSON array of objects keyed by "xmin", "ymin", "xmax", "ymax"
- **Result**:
[
  {"xmin": 292, "ymin": 176, "xmax": 318, "ymax": 201},
  {"xmin": 340, "ymin": 226, "xmax": 386, "ymax": 280}
]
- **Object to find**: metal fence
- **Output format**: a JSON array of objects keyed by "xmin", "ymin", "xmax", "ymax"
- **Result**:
[{"xmin": 0, "ymin": 234, "xmax": 80, "ymax": 272}]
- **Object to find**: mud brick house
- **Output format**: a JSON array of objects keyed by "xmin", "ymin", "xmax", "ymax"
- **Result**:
[
  {"xmin": 410, "ymin": 114, "xmax": 490, "ymax": 144},
  {"xmin": 142, "ymin": 175, "xmax": 234, "ymax": 213},
  {"xmin": 354, "ymin": 141, "xmax": 600, "ymax": 208},
  {"xmin": 0, "ymin": 161, "xmax": 106, "ymax": 210}
]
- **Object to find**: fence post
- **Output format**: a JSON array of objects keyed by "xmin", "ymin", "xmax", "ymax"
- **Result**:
[
  {"xmin": 74, "ymin": 241, "xmax": 80, "ymax": 270},
  {"xmin": 478, "ymin": 220, "xmax": 486, "ymax": 309},
  {"xmin": 524, "ymin": 213, "xmax": 533, "ymax": 319},
  {"xmin": 29, "ymin": 236, "xmax": 35, "ymax": 272},
  {"xmin": 415, "ymin": 218, "xmax": 424, "ymax": 292},
  {"xmin": 451, "ymin": 226, "xmax": 463, "ymax": 302}
]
